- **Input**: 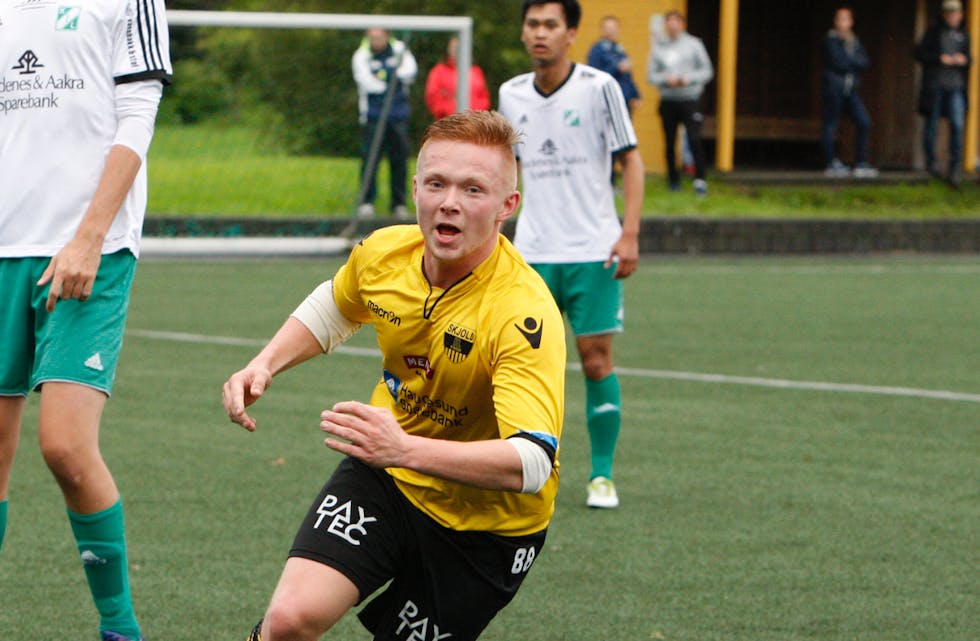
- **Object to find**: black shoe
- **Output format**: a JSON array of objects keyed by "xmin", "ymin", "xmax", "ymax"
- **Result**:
[{"xmin": 948, "ymin": 167, "xmax": 963, "ymax": 189}]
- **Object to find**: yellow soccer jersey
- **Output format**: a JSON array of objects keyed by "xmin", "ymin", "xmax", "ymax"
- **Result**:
[{"xmin": 332, "ymin": 225, "xmax": 565, "ymax": 536}]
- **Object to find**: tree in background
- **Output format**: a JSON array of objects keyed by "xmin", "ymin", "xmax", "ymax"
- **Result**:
[{"xmin": 164, "ymin": 0, "xmax": 525, "ymax": 157}]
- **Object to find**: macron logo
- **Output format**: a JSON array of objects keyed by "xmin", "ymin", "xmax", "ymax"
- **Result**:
[
  {"xmin": 84, "ymin": 353, "xmax": 104, "ymax": 371},
  {"xmin": 515, "ymin": 317, "xmax": 543, "ymax": 349}
]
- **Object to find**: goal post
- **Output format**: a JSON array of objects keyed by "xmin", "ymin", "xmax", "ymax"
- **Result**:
[{"xmin": 166, "ymin": 10, "xmax": 474, "ymax": 112}]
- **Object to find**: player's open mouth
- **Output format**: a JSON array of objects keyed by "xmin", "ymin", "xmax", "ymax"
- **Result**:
[{"xmin": 436, "ymin": 223, "xmax": 461, "ymax": 239}]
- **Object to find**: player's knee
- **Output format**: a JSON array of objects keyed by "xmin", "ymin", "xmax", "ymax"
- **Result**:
[
  {"xmin": 262, "ymin": 603, "xmax": 319, "ymax": 641},
  {"xmin": 582, "ymin": 358, "xmax": 613, "ymax": 381},
  {"xmin": 39, "ymin": 439, "xmax": 88, "ymax": 487},
  {"xmin": 580, "ymin": 347, "xmax": 613, "ymax": 380}
]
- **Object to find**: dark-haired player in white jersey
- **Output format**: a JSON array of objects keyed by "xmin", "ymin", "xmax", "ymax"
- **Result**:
[
  {"xmin": 0, "ymin": 1, "xmax": 171, "ymax": 639},
  {"xmin": 500, "ymin": 0, "xmax": 644, "ymax": 509}
]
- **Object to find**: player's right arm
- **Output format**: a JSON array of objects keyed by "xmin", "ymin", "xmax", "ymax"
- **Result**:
[
  {"xmin": 225, "ymin": 263, "xmax": 365, "ymax": 431},
  {"xmin": 222, "ymin": 317, "xmax": 324, "ymax": 432}
]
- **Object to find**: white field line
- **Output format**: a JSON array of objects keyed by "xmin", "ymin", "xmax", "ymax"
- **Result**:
[
  {"xmin": 638, "ymin": 263, "xmax": 980, "ymax": 275},
  {"xmin": 128, "ymin": 329, "xmax": 980, "ymax": 404}
]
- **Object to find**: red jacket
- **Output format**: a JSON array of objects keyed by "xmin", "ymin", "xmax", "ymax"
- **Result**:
[{"xmin": 424, "ymin": 60, "xmax": 491, "ymax": 120}]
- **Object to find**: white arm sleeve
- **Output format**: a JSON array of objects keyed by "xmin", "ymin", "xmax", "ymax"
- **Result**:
[
  {"xmin": 290, "ymin": 280, "xmax": 361, "ymax": 353},
  {"xmin": 397, "ymin": 47, "xmax": 418, "ymax": 84},
  {"xmin": 112, "ymin": 80, "xmax": 163, "ymax": 159},
  {"xmin": 508, "ymin": 438, "xmax": 553, "ymax": 494}
]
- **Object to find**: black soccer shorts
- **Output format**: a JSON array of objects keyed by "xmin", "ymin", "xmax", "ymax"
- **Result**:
[{"xmin": 290, "ymin": 457, "xmax": 547, "ymax": 641}]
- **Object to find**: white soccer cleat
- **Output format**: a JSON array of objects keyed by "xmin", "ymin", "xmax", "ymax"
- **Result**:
[
  {"xmin": 852, "ymin": 163, "xmax": 880, "ymax": 179},
  {"xmin": 586, "ymin": 476, "xmax": 619, "ymax": 509}
]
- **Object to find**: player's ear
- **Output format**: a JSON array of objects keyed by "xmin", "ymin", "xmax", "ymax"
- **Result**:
[{"xmin": 497, "ymin": 191, "xmax": 521, "ymax": 223}]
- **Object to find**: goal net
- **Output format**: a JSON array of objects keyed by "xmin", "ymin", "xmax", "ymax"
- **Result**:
[{"xmin": 150, "ymin": 10, "xmax": 474, "ymax": 237}]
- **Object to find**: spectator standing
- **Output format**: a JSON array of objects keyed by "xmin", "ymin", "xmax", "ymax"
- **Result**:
[
  {"xmin": 647, "ymin": 10, "xmax": 714, "ymax": 195},
  {"xmin": 500, "ymin": 0, "xmax": 644, "ymax": 509},
  {"xmin": 588, "ymin": 15, "xmax": 641, "ymax": 114},
  {"xmin": 821, "ymin": 6, "xmax": 879, "ymax": 178},
  {"xmin": 424, "ymin": 36, "xmax": 491, "ymax": 120},
  {"xmin": 352, "ymin": 29, "xmax": 418, "ymax": 219},
  {"xmin": 0, "ymin": 1, "xmax": 172, "ymax": 640},
  {"xmin": 588, "ymin": 15, "xmax": 642, "ymax": 184},
  {"xmin": 916, "ymin": 0, "xmax": 972, "ymax": 187}
]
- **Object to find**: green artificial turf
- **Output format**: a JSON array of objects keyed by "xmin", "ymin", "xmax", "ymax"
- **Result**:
[{"xmin": 1, "ymin": 256, "xmax": 977, "ymax": 640}]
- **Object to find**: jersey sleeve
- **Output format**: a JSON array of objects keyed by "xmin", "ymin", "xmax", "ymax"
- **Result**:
[
  {"xmin": 489, "ymin": 293, "xmax": 565, "ymax": 463},
  {"xmin": 113, "ymin": 0, "xmax": 173, "ymax": 85},
  {"xmin": 496, "ymin": 84, "xmax": 522, "ymax": 161},
  {"xmin": 598, "ymin": 75, "xmax": 637, "ymax": 154},
  {"xmin": 331, "ymin": 237, "xmax": 373, "ymax": 324}
]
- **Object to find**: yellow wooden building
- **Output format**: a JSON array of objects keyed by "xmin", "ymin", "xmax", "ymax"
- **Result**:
[{"xmin": 571, "ymin": 0, "xmax": 979, "ymax": 173}]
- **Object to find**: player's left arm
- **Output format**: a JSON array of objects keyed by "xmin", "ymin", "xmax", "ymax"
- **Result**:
[
  {"xmin": 321, "ymin": 402, "xmax": 527, "ymax": 492},
  {"xmin": 40, "ymin": 0, "xmax": 171, "ymax": 311},
  {"xmin": 609, "ymin": 147, "xmax": 644, "ymax": 279},
  {"xmin": 600, "ymin": 78, "xmax": 644, "ymax": 279},
  {"xmin": 39, "ymin": 80, "xmax": 163, "ymax": 312}
]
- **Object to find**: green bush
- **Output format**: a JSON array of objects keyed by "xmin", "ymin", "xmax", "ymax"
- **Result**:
[{"xmin": 168, "ymin": 58, "xmax": 234, "ymax": 124}]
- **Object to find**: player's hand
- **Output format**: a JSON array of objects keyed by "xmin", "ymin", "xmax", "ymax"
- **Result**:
[
  {"xmin": 222, "ymin": 366, "xmax": 272, "ymax": 432},
  {"xmin": 606, "ymin": 233, "xmax": 639, "ymax": 279},
  {"xmin": 321, "ymin": 401, "xmax": 409, "ymax": 468},
  {"xmin": 37, "ymin": 237, "xmax": 102, "ymax": 312}
]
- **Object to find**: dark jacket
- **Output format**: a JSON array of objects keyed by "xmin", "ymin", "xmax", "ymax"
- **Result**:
[
  {"xmin": 821, "ymin": 30, "xmax": 869, "ymax": 97},
  {"xmin": 915, "ymin": 22, "xmax": 972, "ymax": 116},
  {"xmin": 588, "ymin": 38, "xmax": 640, "ymax": 104}
]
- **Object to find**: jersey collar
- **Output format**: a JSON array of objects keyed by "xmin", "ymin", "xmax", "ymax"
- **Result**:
[{"xmin": 533, "ymin": 62, "xmax": 576, "ymax": 98}]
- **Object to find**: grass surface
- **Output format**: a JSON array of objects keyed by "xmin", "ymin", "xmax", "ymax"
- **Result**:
[
  {"xmin": 147, "ymin": 123, "xmax": 980, "ymax": 219},
  {"xmin": 2, "ymin": 256, "xmax": 978, "ymax": 640}
]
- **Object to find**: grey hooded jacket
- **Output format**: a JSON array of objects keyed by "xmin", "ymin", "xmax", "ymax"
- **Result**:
[{"xmin": 647, "ymin": 32, "xmax": 714, "ymax": 101}]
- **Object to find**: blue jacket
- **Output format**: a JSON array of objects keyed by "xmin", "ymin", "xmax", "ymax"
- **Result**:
[
  {"xmin": 821, "ymin": 30, "xmax": 869, "ymax": 97},
  {"xmin": 588, "ymin": 38, "xmax": 640, "ymax": 104}
]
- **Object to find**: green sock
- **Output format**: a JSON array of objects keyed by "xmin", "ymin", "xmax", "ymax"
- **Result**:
[
  {"xmin": 0, "ymin": 499, "xmax": 7, "ymax": 552},
  {"xmin": 68, "ymin": 500, "xmax": 141, "ymax": 640},
  {"xmin": 585, "ymin": 373, "xmax": 622, "ymax": 480}
]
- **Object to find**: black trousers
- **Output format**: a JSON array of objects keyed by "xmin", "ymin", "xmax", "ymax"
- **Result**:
[
  {"xmin": 658, "ymin": 99, "xmax": 707, "ymax": 184},
  {"xmin": 359, "ymin": 119, "xmax": 409, "ymax": 209}
]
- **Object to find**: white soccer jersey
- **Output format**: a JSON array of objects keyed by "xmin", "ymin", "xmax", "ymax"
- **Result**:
[
  {"xmin": 0, "ymin": 0, "xmax": 172, "ymax": 258},
  {"xmin": 499, "ymin": 63, "xmax": 637, "ymax": 263}
]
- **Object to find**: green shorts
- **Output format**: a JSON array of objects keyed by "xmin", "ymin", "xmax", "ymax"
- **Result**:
[
  {"xmin": 0, "ymin": 250, "xmax": 136, "ymax": 396},
  {"xmin": 532, "ymin": 261, "xmax": 624, "ymax": 337}
]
